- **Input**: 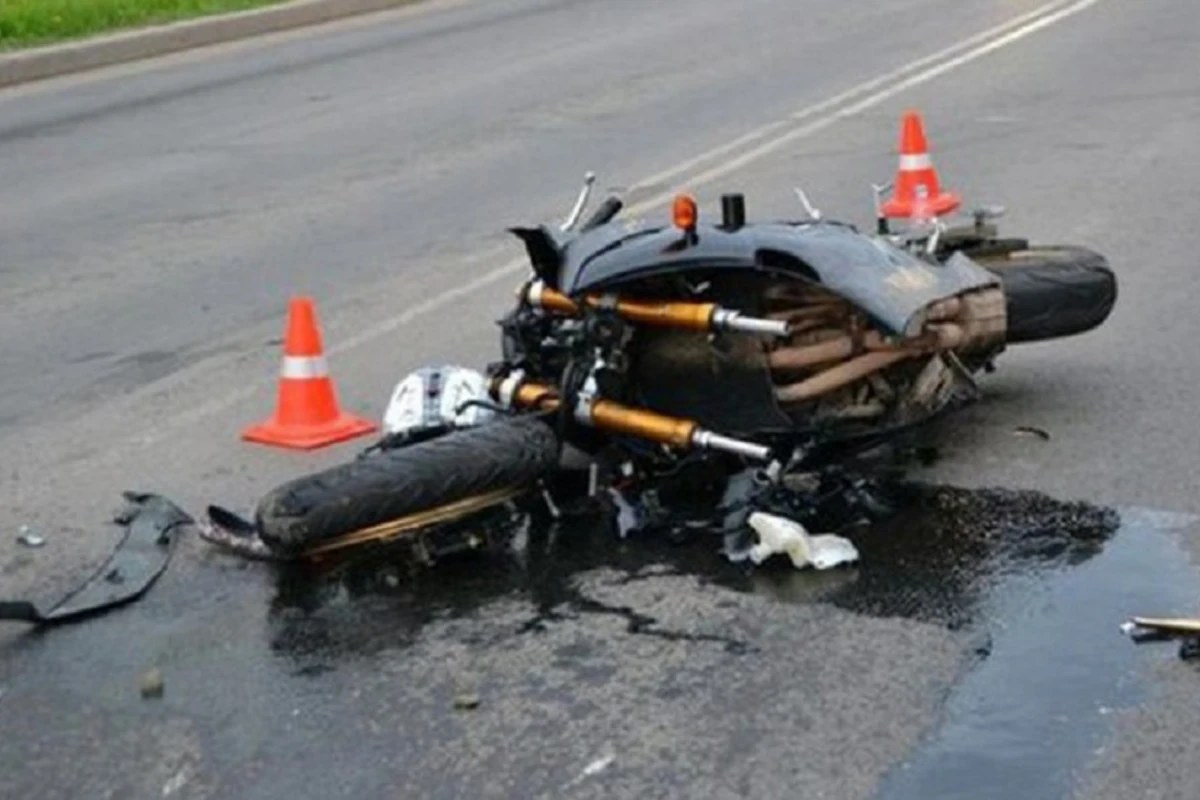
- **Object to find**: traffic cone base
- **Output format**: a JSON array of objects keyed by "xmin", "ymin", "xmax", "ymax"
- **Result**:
[
  {"xmin": 881, "ymin": 110, "xmax": 961, "ymax": 220},
  {"xmin": 881, "ymin": 189, "xmax": 962, "ymax": 219},
  {"xmin": 242, "ymin": 296, "xmax": 377, "ymax": 450},
  {"xmin": 242, "ymin": 411, "xmax": 377, "ymax": 451}
]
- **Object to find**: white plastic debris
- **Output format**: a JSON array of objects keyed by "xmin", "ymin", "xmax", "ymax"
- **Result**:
[
  {"xmin": 745, "ymin": 512, "xmax": 859, "ymax": 570},
  {"xmin": 17, "ymin": 525, "xmax": 44, "ymax": 548},
  {"xmin": 580, "ymin": 752, "xmax": 616, "ymax": 778},
  {"xmin": 565, "ymin": 747, "xmax": 617, "ymax": 788}
]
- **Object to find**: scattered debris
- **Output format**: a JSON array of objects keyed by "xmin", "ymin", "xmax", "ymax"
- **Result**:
[
  {"xmin": 1013, "ymin": 426, "xmax": 1051, "ymax": 441},
  {"xmin": 453, "ymin": 691, "xmax": 481, "ymax": 711},
  {"xmin": 1121, "ymin": 616, "xmax": 1200, "ymax": 660},
  {"xmin": 607, "ymin": 487, "xmax": 643, "ymax": 539},
  {"xmin": 564, "ymin": 746, "xmax": 617, "ymax": 788},
  {"xmin": 379, "ymin": 568, "xmax": 401, "ymax": 590},
  {"xmin": 580, "ymin": 751, "xmax": 616, "ymax": 779},
  {"xmin": 1121, "ymin": 616, "xmax": 1200, "ymax": 640},
  {"xmin": 0, "ymin": 493, "xmax": 190, "ymax": 626},
  {"xmin": 735, "ymin": 511, "xmax": 859, "ymax": 570},
  {"xmin": 16, "ymin": 526, "xmax": 44, "ymax": 548},
  {"xmin": 140, "ymin": 667, "xmax": 165, "ymax": 699}
]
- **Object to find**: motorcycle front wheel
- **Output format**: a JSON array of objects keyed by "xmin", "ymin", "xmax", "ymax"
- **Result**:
[{"xmin": 254, "ymin": 414, "xmax": 562, "ymax": 556}]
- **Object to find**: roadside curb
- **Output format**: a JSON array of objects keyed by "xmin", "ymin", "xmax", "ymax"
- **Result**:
[{"xmin": 0, "ymin": 0, "xmax": 423, "ymax": 89}]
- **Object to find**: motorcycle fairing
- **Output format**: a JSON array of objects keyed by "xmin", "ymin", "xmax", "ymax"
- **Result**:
[{"xmin": 551, "ymin": 220, "xmax": 1001, "ymax": 337}]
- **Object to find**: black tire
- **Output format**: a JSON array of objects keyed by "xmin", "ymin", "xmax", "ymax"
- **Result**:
[
  {"xmin": 256, "ymin": 414, "xmax": 561, "ymax": 553},
  {"xmin": 980, "ymin": 246, "xmax": 1118, "ymax": 345}
]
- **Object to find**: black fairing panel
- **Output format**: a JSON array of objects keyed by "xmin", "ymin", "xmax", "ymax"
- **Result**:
[
  {"xmin": 509, "ymin": 225, "xmax": 565, "ymax": 288},
  {"xmin": 559, "ymin": 220, "xmax": 1000, "ymax": 336}
]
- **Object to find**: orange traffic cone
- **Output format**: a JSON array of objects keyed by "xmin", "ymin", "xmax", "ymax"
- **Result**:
[
  {"xmin": 881, "ymin": 110, "xmax": 961, "ymax": 220},
  {"xmin": 242, "ymin": 296, "xmax": 377, "ymax": 450}
]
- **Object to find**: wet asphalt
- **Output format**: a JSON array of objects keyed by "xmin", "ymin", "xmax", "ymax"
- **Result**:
[{"xmin": 5, "ymin": 0, "xmax": 1200, "ymax": 797}]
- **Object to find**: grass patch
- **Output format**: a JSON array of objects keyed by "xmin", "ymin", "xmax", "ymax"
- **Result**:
[{"xmin": 0, "ymin": 0, "xmax": 292, "ymax": 49}]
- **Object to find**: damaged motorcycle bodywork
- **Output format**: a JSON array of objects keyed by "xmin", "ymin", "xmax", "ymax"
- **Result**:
[
  {"xmin": 475, "ymin": 190, "xmax": 1015, "ymax": 553},
  {"xmin": 505, "ymin": 201, "xmax": 1005, "ymax": 443},
  {"xmin": 239, "ymin": 171, "xmax": 1116, "ymax": 566}
]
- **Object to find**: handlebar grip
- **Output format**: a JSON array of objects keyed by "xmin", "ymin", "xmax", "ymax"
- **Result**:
[{"xmin": 579, "ymin": 196, "xmax": 624, "ymax": 232}]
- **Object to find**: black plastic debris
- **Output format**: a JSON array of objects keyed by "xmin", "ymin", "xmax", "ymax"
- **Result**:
[
  {"xmin": 0, "ymin": 492, "xmax": 190, "ymax": 626},
  {"xmin": 1013, "ymin": 426, "xmax": 1051, "ymax": 441}
]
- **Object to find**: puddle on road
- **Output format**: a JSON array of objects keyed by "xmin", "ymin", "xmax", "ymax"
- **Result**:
[
  {"xmin": 873, "ymin": 504, "xmax": 1200, "ymax": 800},
  {"xmin": 258, "ymin": 482, "xmax": 1200, "ymax": 800},
  {"xmin": 263, "ymin": 482, "xmax": 1125, "ymax": 659}
]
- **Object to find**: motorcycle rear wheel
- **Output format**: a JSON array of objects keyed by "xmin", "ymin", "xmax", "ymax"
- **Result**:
[{"xmin": 980, "ymin": 245, "xmax": 1117, "ymax": 345}]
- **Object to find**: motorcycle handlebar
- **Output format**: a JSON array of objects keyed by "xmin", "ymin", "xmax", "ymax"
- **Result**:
[{"xmin": 578, "ymin": 196, "xmax": 624, "ymax": 232}]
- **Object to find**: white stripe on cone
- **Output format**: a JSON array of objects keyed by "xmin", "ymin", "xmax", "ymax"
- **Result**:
[
  {"xmin": 281, "ymin": 355, "xmax": 330, "ymax": 380},
  {"xmin": 898, "ymin": 153, "xmax": 933, "ymax": 170}
]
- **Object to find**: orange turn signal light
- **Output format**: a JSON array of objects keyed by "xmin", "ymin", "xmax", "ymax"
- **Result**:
[{"xmin": 673, "ymin": 193, "xmax": 698, "ymax": 231}]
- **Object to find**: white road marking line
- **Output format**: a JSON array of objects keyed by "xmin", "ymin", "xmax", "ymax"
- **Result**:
[
  {"xmin": 329, "ymin": 0, "xmax": 1105, "ymax": 358},
  {"xmin": 644, "ymin": 0, "xmax": 1105, "ymax": 207},
  {"xmin": 623, "ymin": 0, "xmax": 1086, "ymax": 198}
]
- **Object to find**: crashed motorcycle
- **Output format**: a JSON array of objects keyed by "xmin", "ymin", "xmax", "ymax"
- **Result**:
[{"xmin": 220, "ymin": 162, "xmax": 1117, "ymax": 566}]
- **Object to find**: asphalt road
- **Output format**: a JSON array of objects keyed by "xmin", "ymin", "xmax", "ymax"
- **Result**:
[{"xmin": 3, "ymin": 0, "xmax": 1200, "ymax": 797}]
